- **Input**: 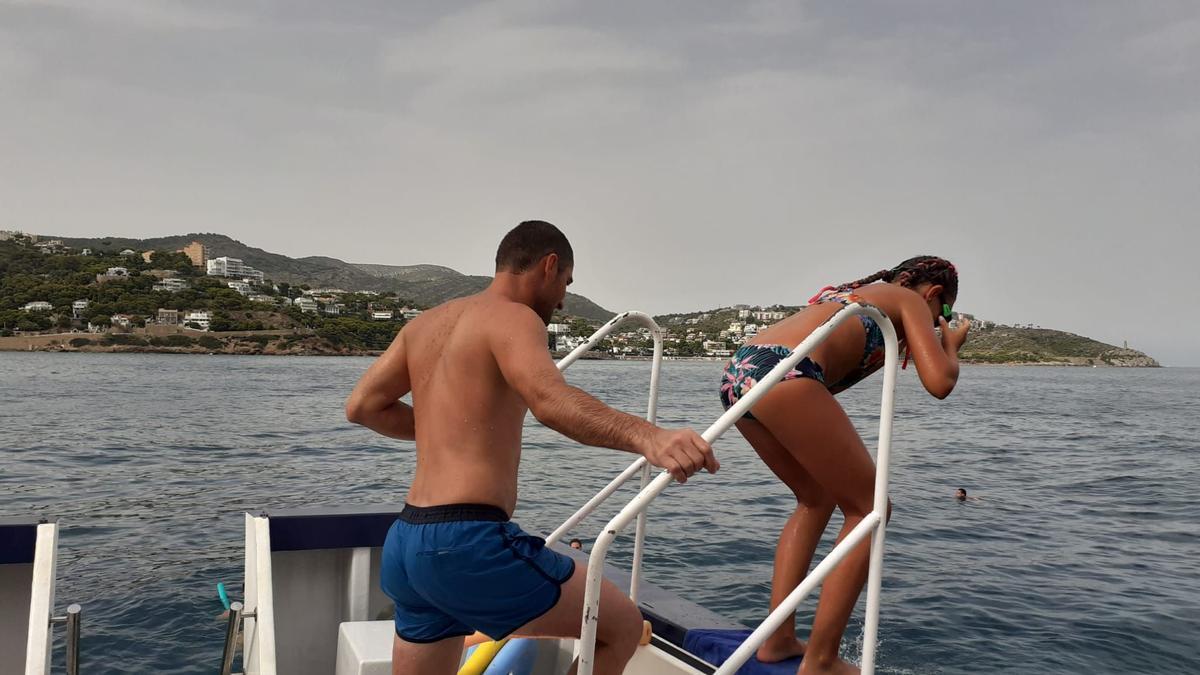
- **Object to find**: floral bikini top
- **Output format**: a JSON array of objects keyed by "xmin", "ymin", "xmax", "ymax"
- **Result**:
[{"xmin": 807, "ymin": 288, "xmax": 905, "ymax": 393}]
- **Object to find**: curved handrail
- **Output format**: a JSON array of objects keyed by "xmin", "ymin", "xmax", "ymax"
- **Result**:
[
  {"xmin": 548, "ymin": 311, "xmax": 663, "ymax": 603},
  {"xmin": 576, "ymin": 303, "xmax": 900, "ymax": 675}
]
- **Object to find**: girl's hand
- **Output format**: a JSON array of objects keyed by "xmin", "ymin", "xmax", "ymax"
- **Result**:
[{"xmin": 940, "ymin": 316, "xmax": 971, "ymax": 354}]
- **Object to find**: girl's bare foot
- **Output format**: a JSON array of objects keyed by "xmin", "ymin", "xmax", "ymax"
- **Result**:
[
  {"xmin": 798, "ymin": 654, "xmax": 860, "ymax": 674},
  {"xmin": 755, "ymin": 636, "xmax": 806, "ymax": 663}
]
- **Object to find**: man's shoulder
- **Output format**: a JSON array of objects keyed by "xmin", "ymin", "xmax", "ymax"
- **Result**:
[
  {"xmin": 420, "ymin": 295, "xmax": 541, "ymax": 341},
  {"xmin": 484, "ymin": 297, "xmax": 540, "ymax": 323}
]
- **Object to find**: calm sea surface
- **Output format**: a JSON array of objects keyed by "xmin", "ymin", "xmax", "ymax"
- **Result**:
[{"xmin": 1, "ymin": 353, "xmax": 1198, "ymax": 674}]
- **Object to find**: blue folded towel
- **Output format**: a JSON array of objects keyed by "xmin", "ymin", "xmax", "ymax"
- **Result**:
[{"xmin": 682, "ymin": 629, "xmax": 803, "ymax": 674}]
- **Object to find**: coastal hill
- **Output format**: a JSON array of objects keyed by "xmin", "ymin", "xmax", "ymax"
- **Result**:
[
  {"xmin": 45, "ymin": 233, "xmax": 614, "ymax": 321},
  {"xmin": 351, "ymin": 262, "xmax": 613, "ymax": 321},
  {"xmin": 957, "ymin": 321, "xmax": 1159, "ymax": 367},
  {"xmin": 6, "ymin": 232, "xmax": 1160, "ymax": 365},
  {"xmin": 654, "ymin": 307, "xmax": 1159, "ymax": 367}
]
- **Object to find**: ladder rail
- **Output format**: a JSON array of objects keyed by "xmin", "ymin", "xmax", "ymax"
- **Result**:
[
  {"xmin": 576, "ymin": 302, "xmax": 900, "ymax": 675},
  {"xmin": 547, "ymin": 311, "xmax": 663, "ymax": 605}
]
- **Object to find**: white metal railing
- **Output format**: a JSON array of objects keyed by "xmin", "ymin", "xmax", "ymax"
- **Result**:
[
  {"xmin": 576, "ymin": 303, "xmax": 900, "ymax": 675},
  {"xmin": 546, "ymin": 311, "xmax": 664, "ymax": 603}
]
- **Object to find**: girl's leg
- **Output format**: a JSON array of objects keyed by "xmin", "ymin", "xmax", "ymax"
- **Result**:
[
  {"xmin": 750, "ymin": 378, "xmax": 886, "ymax": 675},
  {"xmin": 735, "ymin": 418, "xmax": 836, "ymax": 662}
]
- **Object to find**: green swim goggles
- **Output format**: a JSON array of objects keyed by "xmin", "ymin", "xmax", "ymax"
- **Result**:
[{"xmin": 937, "ymin": 296, "xmax": 953, "ymax": 326}]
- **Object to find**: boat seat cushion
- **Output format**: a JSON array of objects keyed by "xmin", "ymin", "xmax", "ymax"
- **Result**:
[{"xmin": 682, "ymin": 628, "xmax": 804, "ymax": 674}]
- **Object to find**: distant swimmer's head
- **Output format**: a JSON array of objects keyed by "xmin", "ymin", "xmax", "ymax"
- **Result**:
[
  {"xmin": 837, "ymin": 256, "xmax": 958, "ymax": 325},
  {"xmin": 495, "ymin": 220, "xmax": 575, "ymax": 324},
  {"xmin": 569, "ymin": 538, "xmax": 583, "ymax": 550},
  {"xmin": 955, "ymin": 488, "xmax": 967, "ymax": 501}
]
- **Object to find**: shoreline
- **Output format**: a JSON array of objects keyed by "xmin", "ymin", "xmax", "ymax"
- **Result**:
[{"xmin": 0, "ymin": 342, "xmax": 1162, "ymax": 366}]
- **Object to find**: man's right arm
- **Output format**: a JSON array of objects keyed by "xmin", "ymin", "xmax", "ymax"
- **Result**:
[
  {"xmin": 345, "ymin": 328, "xmax": 416, "ymax": 440},
  {"xmin": 490, "ymin": 305, "xmax": 718, "ymax": 483}
]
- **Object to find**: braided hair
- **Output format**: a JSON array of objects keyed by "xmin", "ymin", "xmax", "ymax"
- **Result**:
[{"xmin": 836, "ymin": 256, "xmax": 958, "ymax": 301}]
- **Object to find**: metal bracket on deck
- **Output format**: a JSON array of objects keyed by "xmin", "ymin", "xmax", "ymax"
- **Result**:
[
  {"xmin": 221, "ymin": 601, "xmax": 258, "ymax": 675},
  {"xmin": 49, "ymin": 603, "xmax": 82, "ymax": 675}
]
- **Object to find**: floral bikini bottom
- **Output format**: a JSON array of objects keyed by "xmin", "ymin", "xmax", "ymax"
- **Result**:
[{"xmin": 719, "ymin": 344, "xmax": 825, "ymax": 421}]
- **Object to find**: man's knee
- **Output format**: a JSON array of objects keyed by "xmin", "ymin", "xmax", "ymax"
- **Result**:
[{"xmin": 598, "ymin": 593, "xmax": 642, "ymax": 652}]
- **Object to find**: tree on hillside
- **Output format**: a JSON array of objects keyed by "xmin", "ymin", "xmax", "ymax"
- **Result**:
[{"xmin": 149, "ymin": 250, "xmax": 198, "ymax": 276}]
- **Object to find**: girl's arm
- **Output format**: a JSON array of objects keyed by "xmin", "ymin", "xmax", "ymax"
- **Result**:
[{"xmin": 897, "ymin": 294, "xmax": 970, "ymax": 399}]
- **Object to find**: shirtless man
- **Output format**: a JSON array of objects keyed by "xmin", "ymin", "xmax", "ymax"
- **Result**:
[{"xmin": 345, "ymin": 220, "xmax": 719, "ymax": 675}]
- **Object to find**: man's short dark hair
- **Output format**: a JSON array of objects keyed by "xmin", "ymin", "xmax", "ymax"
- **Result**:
[{"xmin": 495, "ymin": 220, "xmax": 574, "ymax": 273}]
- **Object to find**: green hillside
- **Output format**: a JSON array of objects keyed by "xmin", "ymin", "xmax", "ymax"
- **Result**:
[
  {"xmin": 46, "ymin": 233, "xmax": 614, "ymax": 321},
  {"xmin": 958, "ymin": 321, "xmax": 1158, "ymax": 366},
  {"xmin": 654, "ymin": 307, "xmax": 1159, "ymax": 366},
  {"xmin": 353, "ymin": 263, "xmax": 613, "ymax": 321},
  {"xmin": 8, "ymin": 233, "xmax": 1161, "ymax": 365},
  {"xmin": 0, "ymin": 237, "xmax": 405, "ymax": 351}
]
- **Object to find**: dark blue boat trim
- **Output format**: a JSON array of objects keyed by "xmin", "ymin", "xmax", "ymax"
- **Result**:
[
  {"xmin": 0, "ymin": 517, "xmax": 49, "ymax": 565},
  {"xmin": 258, "ymin": 506, "xmax": 403, "ymax": 552}
]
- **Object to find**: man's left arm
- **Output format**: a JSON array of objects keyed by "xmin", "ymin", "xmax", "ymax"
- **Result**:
[{"xmin": 345, "ymin": 329, "xmax": 415, "ymax": 440}]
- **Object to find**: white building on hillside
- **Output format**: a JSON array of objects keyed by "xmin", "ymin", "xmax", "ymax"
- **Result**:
[
  {"xmin": 153, "ymin": 278, "xmax": 188, "ymax": 292},
  {"xmin": 72, "ymin": 300, "xmax": 89, "ymax": 318},
  {"xmin": 293, "ymin": 297, "xmax": 318, "ymax": 314},
  {"xmin": 371, "ymin": 310, "xmax": 394, "ymax": 320},
  {"xmin": 96, "ymin": 267, "xmax": 130, "ymax": 283},
  {"xmin": 556, "ymin": 335, "xmax": 585, "ymax": 352},
  {"xmin": 401, "ymin": 308, "xmax": 422, "ymax": 320},
  {"xmin": 184, "ymin": 311, "xmax": 211, "ymax": 330},
  {"xmin": 23, "ymin": 301, "xmax": 53, "ymax": 312},
  {"xmin": 206, "ymin": 257, "xmax": 265, "ymax": 283},
  {"xmin": 227, "ymin": 281, "xmax": 252, "ymax": 295}
]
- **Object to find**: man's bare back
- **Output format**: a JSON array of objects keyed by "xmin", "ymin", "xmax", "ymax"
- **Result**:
[
  {"xmin": 382, "ymin": 293, "xmax": 549, "ymax": 514},
  {"xmin": 345, "ymin": 222, "xmax": 718, "ymax": 674}
]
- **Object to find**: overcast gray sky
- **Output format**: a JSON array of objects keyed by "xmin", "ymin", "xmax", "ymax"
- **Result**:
[{"xmin": 1, "ymin": 1, "xmax": 1196, "ymax": 364}]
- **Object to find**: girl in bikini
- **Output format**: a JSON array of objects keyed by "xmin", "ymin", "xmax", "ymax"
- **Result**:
[{"xmin": 719, "ymin": 256, "xmax": 970, "ymax": 674}]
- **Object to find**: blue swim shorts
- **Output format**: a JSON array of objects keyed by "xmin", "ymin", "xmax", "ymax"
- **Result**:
[{"xmin": 381, "ymin": 502, "xmax": 576, "ymax": 643}]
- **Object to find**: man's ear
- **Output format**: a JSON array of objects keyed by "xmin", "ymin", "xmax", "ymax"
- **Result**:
[
  {"xmin": 926, "ymin": 283, "xmax": 944, "ymax": 302},
  {"xmin": 542, "ymin": 253, "xmax": 559, "ymax": 279}
]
